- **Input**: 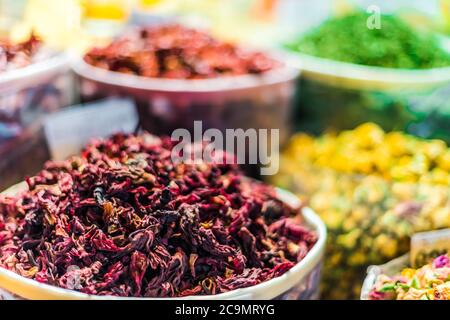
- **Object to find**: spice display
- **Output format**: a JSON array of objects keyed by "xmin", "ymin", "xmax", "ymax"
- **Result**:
[
  {"xmin": 0, "ymin": 35, "xmax": 42, "ymax": 72},
  {"xmin": 369, "ymin": 254, "xmax": 450, "ymax": 300},
  {"xmin": 0, "ymin": 132, "xmax": 317, "ymax": 298},
  {"xmin": 286, "ymin": 12, "xmax": 450, "ymax": 69},
  {"xmin": 77, "ymin": 23, "xmax": 295, "ymax": 146},
  {"xmin": 84, "ymin": 24, "xmax": 279, "ymax": 79},
  {"xmin": 273, "ymin": 123, "xmax": 450, "ymax": 299}
]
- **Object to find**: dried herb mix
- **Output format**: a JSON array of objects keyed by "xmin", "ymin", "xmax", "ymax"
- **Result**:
[
  {"xmin": 286, "ymin": 12, "xmax": 450, "ymax": 69},
  {"xmin": 0, "ymin": 133, "xmax": 316, "ymax": 297},
  {"xmin": 273, "ymin": 123, "xmax": 450, "ymax": 299},
  {"xmin": 370, "ymin": 255, "xmax": 450, "ymax": 300},
  {"xmin": 84, "ymin": 24, "xmax": 279, "ymax": 79},
  {"xmin": 0, "ymin": 34, "xmax": 42, "ymax": 72}
]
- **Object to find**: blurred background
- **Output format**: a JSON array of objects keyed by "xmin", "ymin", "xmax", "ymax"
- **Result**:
[
  {"xmin": 1, "ymin": 0, "xmax": 450, "ymax": 300},
  {"xmin": 1, "ymin": 0, "xmax": 449, "ymax": 49}
]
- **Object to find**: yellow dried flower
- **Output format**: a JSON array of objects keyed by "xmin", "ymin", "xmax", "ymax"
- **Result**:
[
  {"xmin": 272, "ymin": 123, "xmax": 450, "ymax": 299},
  {"xmin": 401, "ymin": 268, "xmax": 416, "ymax": 279}
]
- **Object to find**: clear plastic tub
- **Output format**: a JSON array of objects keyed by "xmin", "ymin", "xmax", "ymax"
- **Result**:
[
  {"xmin": 285, "ymin": 48, "xmax": 450, "ymax": 142},
  {"xmin": 0, "ymin": 52, "xmax": 72, "ymax": 141},
  {"xmin": 72, "ymin": 56, "xmax": 299, "ymax": 146},
  {"xmin": 360, "ymin": 254, "xmax": 410, "ymax": 300},
  {"xmin": 0, "ymin": 185, "xmax": 326, "ymax": 300},
  {"xmin": 284, "ymin": 50, "xmax": 450, "ymax": 90}
]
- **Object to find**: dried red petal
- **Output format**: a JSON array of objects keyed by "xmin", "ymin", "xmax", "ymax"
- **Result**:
[
  {"xmin": 0, "ymin": 132, "xmax": 316, "ymax": 297},
  {"xmin": 84, "ymin": 25, "xmax": 280, "ymax": 79}
]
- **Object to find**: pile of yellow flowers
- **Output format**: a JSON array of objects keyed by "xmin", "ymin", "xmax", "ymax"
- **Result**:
[
  {"xmin": 273, "ymin": 123, "xmax": 450, "ymax": 299},
  {"xmin": 284, "ymin": 122, "xmax": 450, "ymax": 184}
]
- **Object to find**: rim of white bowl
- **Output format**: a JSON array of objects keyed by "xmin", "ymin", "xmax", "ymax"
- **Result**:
[
  {"xmin": 0, "ymin": 52, "xmax": 70, "ymax": 93},
  {"xmin": 71, "ymin": 54, "xmax": 300, "ymax": 93},
  {"xmin": 281, "ymin": 50, "xmax": 450, "ymax": 90},
  {"xmin": 0, "ymin": 183, "xmax": 326, "ymax": 300}
]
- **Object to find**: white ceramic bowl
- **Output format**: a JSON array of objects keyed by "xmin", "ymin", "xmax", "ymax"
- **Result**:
[{"xmin": 0, "ymin": 183, "xmax": 326, "ymax": 300}]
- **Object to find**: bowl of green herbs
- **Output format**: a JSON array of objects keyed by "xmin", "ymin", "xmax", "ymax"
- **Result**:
[
  {"xmin": 285, "ymin": 11, "xmax": 450, "ymax": 89},
  {"xmin": 284, "ymin": 11, "xmax": 450, "ymax": 142}
]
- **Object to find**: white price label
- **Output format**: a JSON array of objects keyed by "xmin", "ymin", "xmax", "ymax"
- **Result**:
[{"xmin": 44, "ymin": 98, "xmax": 139, "ymax": 160}]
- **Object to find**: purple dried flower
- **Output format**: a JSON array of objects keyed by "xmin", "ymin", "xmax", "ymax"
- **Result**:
[
  {"xmin": 433, "ymin": 255, "xmax": 450, "ymax": 268},
  {"xmin": 0, "ymin": 132, "xmax": 317, "ymax": 297}
]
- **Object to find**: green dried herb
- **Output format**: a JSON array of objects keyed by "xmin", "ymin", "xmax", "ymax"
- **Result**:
[
  {"xmin": 379, "ymin": 283, "xmax": 396, "ymax": 292},
  {"xmin": 286, "ymin": 12, "xmax": 450, "ymax": 69}
]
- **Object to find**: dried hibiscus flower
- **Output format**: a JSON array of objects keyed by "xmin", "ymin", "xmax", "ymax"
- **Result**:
[
  {"xmin": 0, "ymin": 34, "xmax": 42, "ymax": 72},
  {"xmin": 0, "ymin": 132, "xmax": 316, "ymax": 297},
  {"xmin": 84, "ymin": 24, "xmax": 280, "ymax": 79}
]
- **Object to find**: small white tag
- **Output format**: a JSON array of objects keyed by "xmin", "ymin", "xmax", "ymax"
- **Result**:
[
  {"xmin": 44, "ymin": 98, "xmax": 139, "ymax": 160},
  {"xmin": 410, "ymin": 228, "xmax": 450, "ymax": 267}
]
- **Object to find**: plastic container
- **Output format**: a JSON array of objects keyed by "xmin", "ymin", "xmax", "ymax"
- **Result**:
[
  {"xmin": 280, "ymin": 4, "xmax": 450, "ymax": 142},
  {"xmin": 361, "ymin": 252, "xmax": 450, "ymax": 300},
  {"xmin": 360, "ymin": 254, "xmax": 410, "ymax": 300},
  {"xmin": 274, "ymin": 162, "xmax": 450, "ymax": 299},
  {"xmin": 0, "ymin": 52, "xmax": 73, "ymax": 141},
  {"xmin": 0, "ymin": 287, "xmax": 15, "ymax": 300},
  {"xmin": 272, "ymin": 124, "xmax": 450, "ymax": 299},
  {"xmin": 72, "ymin": 56, "xmax": 299, "ymax": 146},
  {"xmin": 0, "ymin": 185, "xmax": 326, "ymax": 300},
  {"xmin": 0, "ymin": 51, "xmax": 74, "ymax": 190}
]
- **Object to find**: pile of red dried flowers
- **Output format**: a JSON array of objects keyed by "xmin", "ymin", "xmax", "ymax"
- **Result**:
[
  {"xmin": 84, "ymin": 24, "xmax": 280, "ymax": 79},
  {"xmin": 0, "ymin": 34, "xmax": 42, "ymax": 72},
  {"xmin": 0, "ymin": 133, "xmax": 317, "ymax": 297}
]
